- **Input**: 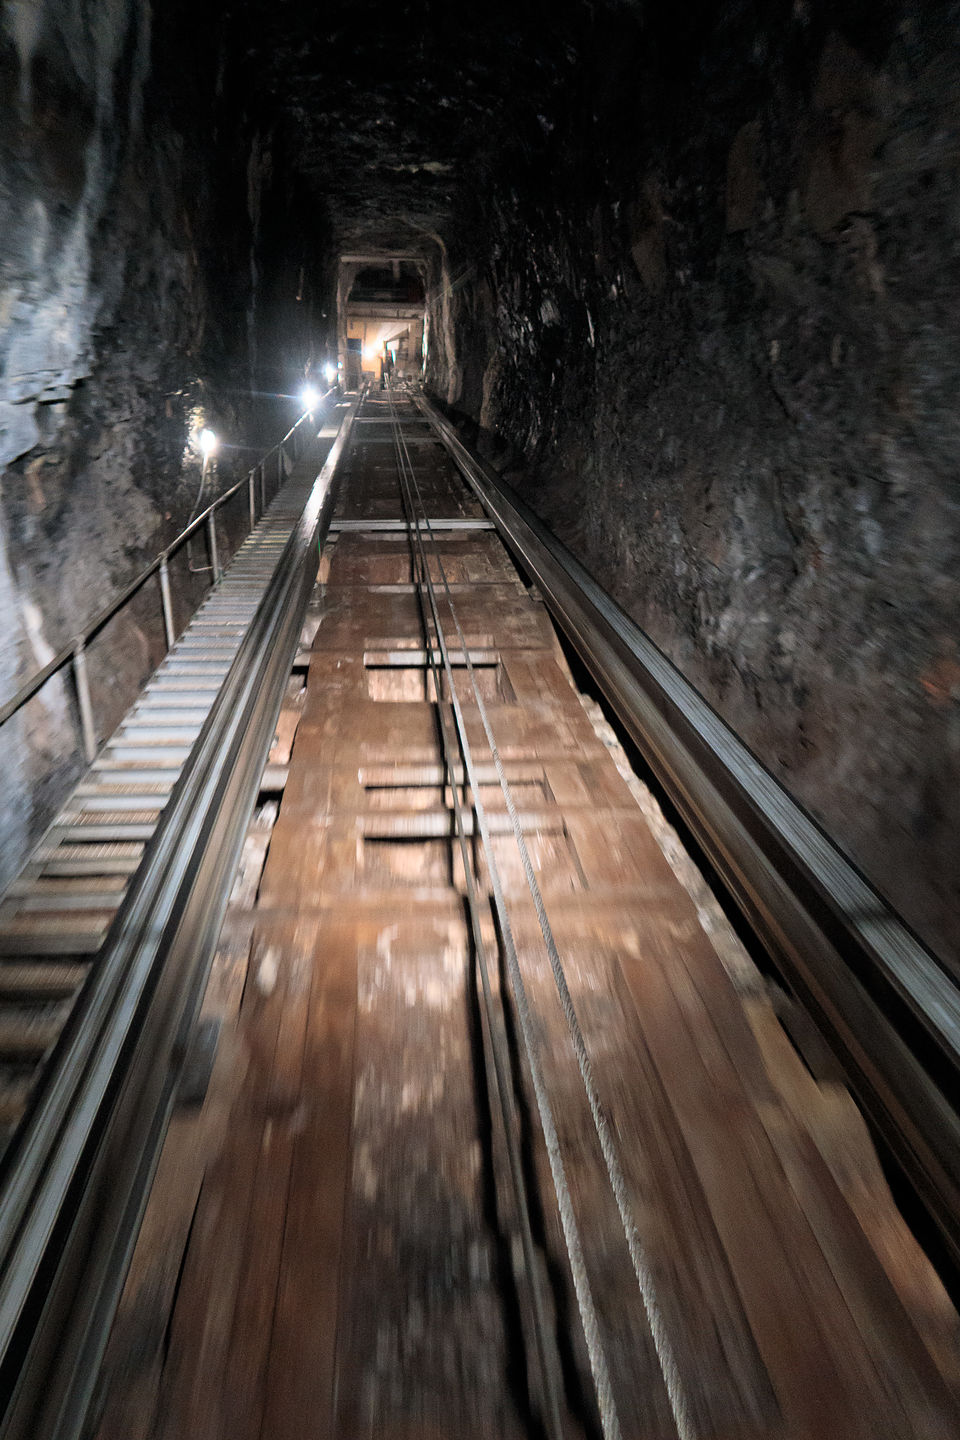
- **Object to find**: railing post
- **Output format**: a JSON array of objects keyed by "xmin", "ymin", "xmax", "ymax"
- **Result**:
[
  {"xmin": 206, "ymin": 512, "xmax": 220, "ymax": 583},
  {"xmin": 158, "ymin": 556, "xmax": 175, "ymax": 650},
  {"xmin": 0, "ymin": 413, "xmax": 333, "ymax": 751},
  {"xmin": 72, "ymin": 637, "xmax": 97, "ymax": 765}
]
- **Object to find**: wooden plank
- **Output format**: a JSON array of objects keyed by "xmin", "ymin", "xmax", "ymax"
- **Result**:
[
  {"xmin": 330, "ymin": 915, "xmax": 530, "ymax": 1440},
  {"xmin": 744, "ymin": 996, "xmax": 960, "ymax": 1401},
  {"xmin": 268, "ymin": 706, "xmax": 302, "ymax": 767},
  {"xmin": 500, "ymin": 919, "xmax": 768, "ymax": 1437},
  {"xmin": 151, "ymin": 920, "xmax": 315, "ymax": 1440},
  {"xmin": 258, "ymin": 920, "xmax": 358, "ymax": 1439},
  {"xmin": 95, "ymin": 927, "xmax": 253, "ymax": 1440},
  {"xmin": 644, "ymin": 898, "xmax": 960, "ymax": 1418},
  {"xmin": 614, "ymin": 913, "xmax": 899, "ymax": 1438},
  {"xmin": 92, "ymin": 386, "xmax": 960, "ymax": 1440},
  {"xmin": 217, "ymin": 917, "xmax": 317, "ymax": 1440}
]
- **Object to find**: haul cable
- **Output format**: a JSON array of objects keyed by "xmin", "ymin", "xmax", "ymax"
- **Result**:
[
  {"xmin": 388, "ymin": 384, "xmax": 698, "ymax": 1440},
  {"xmin": 386, "ymin": 384, "xmax": 626, "ymax": 1440},
  {"xmin": 383, "ymin": 389, "xmax": 567, "ymax": 1440}
]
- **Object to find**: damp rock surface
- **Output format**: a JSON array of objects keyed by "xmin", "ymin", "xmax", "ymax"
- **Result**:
[
  {"xmin": 0, "ymin": 2, "xmax": 325, "ymax": 886},
  {"xmin": 417, "ymin": 3, "xmax": 960, "ymax": 969}
]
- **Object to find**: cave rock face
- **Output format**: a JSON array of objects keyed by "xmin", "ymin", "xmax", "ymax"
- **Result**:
[
  {"xmin": 0, "ymin": 1, "xmax": 323, "ymax": 891},
  {"xmin": 0, "ymin": 1, "xmax": 150, "ymax": 466}
]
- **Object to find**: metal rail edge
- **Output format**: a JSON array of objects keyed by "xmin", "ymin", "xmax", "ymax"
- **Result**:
[
  {"xmin": 418, "ymin": 392, "xmax": 960, "ymax": 1274},
  {"xmin": 0, "ymin": 396, "xmax": 358, "ymax": 1440}
]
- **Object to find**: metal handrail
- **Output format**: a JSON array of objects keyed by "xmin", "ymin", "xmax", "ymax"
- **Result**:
[
  {"xmin": 0, "ymin": 396, "xmax": 357, "ymax": 1440},
  {"xmin": 0, "ymin": 395, "xmax": 333, "ymax": 741}
]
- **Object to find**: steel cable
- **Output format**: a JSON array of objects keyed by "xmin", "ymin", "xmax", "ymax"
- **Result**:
[
  {"xmin": 381, "ymin": 391, "xmax": 567, "ymax": 1440},
  {"xmin": 390, "ymin": 384, "xmax": 697, "ymax": 1440},
  {"xmin": 386, "ymin": 384, "xmax": 625, "ymax": 1440}
]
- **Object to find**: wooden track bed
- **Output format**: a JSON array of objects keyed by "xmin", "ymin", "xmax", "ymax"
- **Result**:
[{"xmin": 94, "ymin": 395, "xmax": 960, "ymax": 1440}]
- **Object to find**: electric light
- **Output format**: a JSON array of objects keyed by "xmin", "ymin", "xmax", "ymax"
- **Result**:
[
  {"xmin": 324, "ymin": 363, "xmax": 337, "ymax": 384},
  {"xmin": 300, "ymin": 384, "xmax": 321, "ymax": 412},
  {"xmin": 199, "ymin": 428, "xmax": 218, "ymax": 458}
]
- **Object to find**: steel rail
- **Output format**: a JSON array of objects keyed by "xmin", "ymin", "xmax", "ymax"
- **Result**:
[
  {"xmin": 0, "ymin": 396, "xmax": 332, "ymax": 731},
  {"xmin": 386, "ymin": 389, "xmax": 567, "ymax": 1440},
  {"xmin": 0, "ymin": 397, "xmax": 357, "ymax": 1440},
  {"xmin": 398, "ymin": 404, "xmax": 694, "ymax": 1438},
  {"xmin": 417, "ymin": 392, "xmax": 960, "ymax": 1274},
  {"xmin": 388, "ymin": 389, "xmax": 626, "ymax": 1440}
]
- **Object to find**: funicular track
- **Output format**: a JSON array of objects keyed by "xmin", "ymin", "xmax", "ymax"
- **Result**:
[{"xmin": 1, "ymin": 385, "xmax": 959, "ymax": 1439}]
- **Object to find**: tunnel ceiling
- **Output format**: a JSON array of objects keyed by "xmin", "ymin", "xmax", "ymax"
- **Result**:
[{"xmin": 229, "ymin": 0, "xmax": 593, "ymax": 253}]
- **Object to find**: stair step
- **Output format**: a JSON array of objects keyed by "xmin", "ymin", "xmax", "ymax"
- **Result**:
[
  {"xmin": 38, "ymin": 856, "xmax": 141, "ymax": 878},
  {"xmin": 62, "ymin": 807, "xmax": 160, "ymax": 826},
  {"xmin": 7, "ymin": 875, "xmax": 127, "ymax": 899},
  {"xmin": 107, "ymin": 745, "xmax": 192, "ymax": 764},
  {"xmin": 0, "ymin": 1012, "xmax": 68, "ymax": 1058},
  {"xmin": 188, "ymin": 623, "xmax": 248, "ymax": 633},
  {"xmin": 159, "ymin": 659, "xmax": 230, "ymax": 671},
  {"xmin": 136, "ymin": 694, "xmax": 215, "ymax": 713},
  {"xmin": 173, "ymin": 640, "xmax": 240, "ymax": 652},
  {"xmin": 0, "ymin": 963, "xmax": 88, "ymax": 998},
  {"xmin": 117, "ymin": 724, "xmax": 202, "ymax": 743},
  {"xmin": 129, "ymin": 708, "xmax": 208, "ymax": 725},
  {"xmin": 74, "ymin": 785, "xmax": 173, "ymax": 805},
  {"xmin": 36, "ymin": 840, "xmax": 143, "ymax": 863},
  {"xmin": 7, "ymin": 890, "xmax": 124, "ymax": 914},
  {"xmin": 51, "ymin": 822, "xmax": 156, "ymax": 843},
  {"xmin": 0, "ymin": 1079, "xmax": 35, "ymax": 1127},
  {"xmin": 92, "ymin": 765, "xmax": 183, "ymax": 786},
  {"xmin": 0, "ymin": 916, "xmax": 109, "ymax": 955},
  {"xmin": 142, "ymin": 681, "xmax": 221, "ymax": 696}
]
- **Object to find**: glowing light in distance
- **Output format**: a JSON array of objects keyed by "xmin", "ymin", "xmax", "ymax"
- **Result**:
[
  {"xmin": 362, "ymin": 346, "xmax": 376, "ymax": 362},
  {"xmin": 323, "ymin": 363, "xmax": 337, "ymax": 384},
  {"xmin": 300, "ymin": 384, "xmax": 321, "ymax": 411},
  {"xmin": 199, "ymin": 428, "xmax": 218, "ymax": 458}
]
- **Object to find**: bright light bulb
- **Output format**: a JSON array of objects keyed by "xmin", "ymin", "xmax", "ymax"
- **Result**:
[
  {"xmin": 323, "ymin": 363, "xmax": 337, "ymax": 384},
  {"xmin": 300, "ymin": 384, "xmax": 321, "ymax": 411},
  {"xmin": 199, "ymin": 428, "xmax": 217, "ymax": 458}
]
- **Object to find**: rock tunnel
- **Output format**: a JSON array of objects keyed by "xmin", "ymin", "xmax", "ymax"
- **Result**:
[
  {"xmin": 3, "ymin": 0, "xmax": 957, "ymax": 966},
  {"xmin": 1, "ymin": 5, "xmax": 959, "ymax": 1436}
]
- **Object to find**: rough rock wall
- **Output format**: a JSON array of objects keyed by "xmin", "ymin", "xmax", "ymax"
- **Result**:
[
  {"xmin": 426, "ymin": 1, "xmax": 960, "ymax": 969},
  {"xmin": 0, "ymin": 1, "xmax": 325, "ymax": 891}
]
